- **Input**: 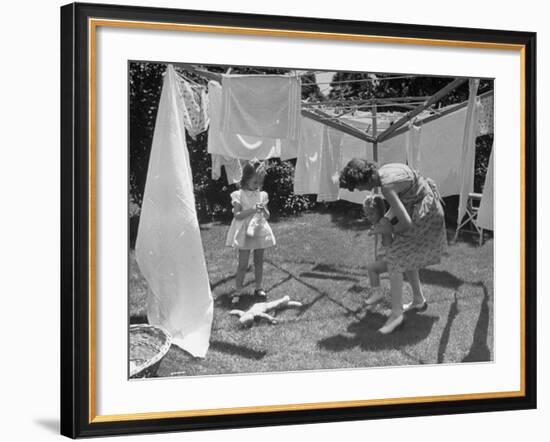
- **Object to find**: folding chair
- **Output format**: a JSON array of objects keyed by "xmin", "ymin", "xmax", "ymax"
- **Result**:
[{"xmin": 454, "ymin": 192, "xmax": 485, "ymax": 245}]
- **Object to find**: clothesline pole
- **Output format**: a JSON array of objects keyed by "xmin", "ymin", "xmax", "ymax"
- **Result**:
[
  {"xmin": 376, "ymin": 77, "xmax": 468, "ymax": 143},
  {"xmin": 177, "ymin": 63, "xmax": 375, "ymax": 144},
  {"xmin": 372, "ymin": 103, "xmax": 380, "ymax": 261}
]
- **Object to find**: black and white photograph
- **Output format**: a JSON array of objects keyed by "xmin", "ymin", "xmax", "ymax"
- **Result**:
[{"xmin": 128, "ymin": 61, "xmax": 495, "ymax": 378}]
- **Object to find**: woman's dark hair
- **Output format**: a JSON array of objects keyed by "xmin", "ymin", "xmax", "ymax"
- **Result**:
[
  {"xmin": 339, "ymin": 158, "xmax": 377, "ymax": 191},
  {"xmin": 239, "ymin": 160, "xmax": 267, "ymax": 189}
]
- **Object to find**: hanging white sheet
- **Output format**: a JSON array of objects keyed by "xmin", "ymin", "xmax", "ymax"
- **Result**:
[
  {"xmin": 414, "ymin": 106, "xmax": 467, "ymax": 197},
  {"xmin": 207, "ymin": 81, "xmax": 297, "ymax": 161},
  {"xmin": 477, "ymin": 147, "xmax": 494, "ymax": 230},
  {"xmin": 220, "ymin": 74, "xmax": 301, "ymax": 140},
  {"xmin": 317, "ymin": 127, "xmax": 345, "ymax": 202},
  {"xmin": 457, "ymin": 79, "xmax": 481, "ymax": 226},
  {"xmin": 293, "ymin": 117, "xmax": 326, "ymax": 195},
  {"xmin": 135, "ymin": 65, "xmax": 213, "ymax": 358}
]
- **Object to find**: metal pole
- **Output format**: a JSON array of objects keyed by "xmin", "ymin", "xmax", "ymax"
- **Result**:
[{"xmin": 372, "ymin": 104, "xmax": 379, "ymax": 260}]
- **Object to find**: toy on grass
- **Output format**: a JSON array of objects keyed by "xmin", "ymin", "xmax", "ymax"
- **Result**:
[{"xmin": 229, "ymin": 295, "xmax": 303, "ymax": 326}]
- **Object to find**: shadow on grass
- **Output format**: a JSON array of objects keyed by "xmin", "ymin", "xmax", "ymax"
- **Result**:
[
  {"xmin": 318, "ymin": 312, "xmax": 438, "ymax": 352},
  {"xmin": 210, "ymin": 340, "xmax": 267, "ymax": 360},
  {"xmin": 299, "ymin": 271, "xmax": 360, "ymax": 282},
  {"xmin": 418, "ymin": 268, "xmax": 465, "ymax": 290},
  {"xmin": 311, "ymin": 263, "xmax": 368, "ymax": 276},
  {"xmin": 266, "ymin": 259, "xmax": 362, "ymax": 318},
  {"xmin": 462, "ymin": 283, "xmax": 491, "ymax": 362},
  {"xmin": 437, "ymin": 293, "xmax": 459, "ymax": 363}
]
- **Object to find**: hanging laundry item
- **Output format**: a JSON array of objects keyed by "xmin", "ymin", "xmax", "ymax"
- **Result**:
[
  {"xmin": 207, "ymin": 81, "xmax": 297, "ymax": 160},
  {"xmin": 176, "ymin": 74, "xmax": 209, "ymax": 139},
  {"xmin": 477, "ymin": 146, "xmax": 494, "ymax": 230},
  {"xmin": 135, "ymin": 65, "xmax": 213, "ymax": 358},
  {"xmin": 220, "ymin": 74, "xmax": 301, "ymax": 140},
  {"xmin": 405, "ymin": 121, "xmax": 422, "ymax": 169},
  {"xmin": 477, "ymin": 92, "xmax": 494, "ymax": 136},
  {"xmin": 457, "ymin": 79, "xmax": 481, "ymax": 227},
  {"xmin": 415, "ymin": 106, "xmax": 469, "ymax": 197},
  {"xmin": 337, "ymin": 128, "xmax": 374, "ymax": 204},
  {"xmin": 211, "ymin": 154, "xmax": 243, "ymax": 184},
  {"xmin": 317, "ymin": 127, "xmax": 345, "ymax": 202},
  {"xmin": 293, "ymin": 117, "xmax": 325, "ymax": 195}
]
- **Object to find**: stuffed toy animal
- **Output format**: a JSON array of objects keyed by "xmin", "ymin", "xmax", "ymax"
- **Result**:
[{"xmin": 229, "ymin": 295, "xmax": 303, "ymax": 326}]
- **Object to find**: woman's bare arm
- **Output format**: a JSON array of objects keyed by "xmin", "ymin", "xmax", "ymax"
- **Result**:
[{"xmin": 381, "ymin": 186, "xmax": 413, "ymax": 233}]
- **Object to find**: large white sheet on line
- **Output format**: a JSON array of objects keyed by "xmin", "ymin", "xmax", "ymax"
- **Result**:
[
  {"xmin": 295, "ymin": 118, "xmax": 358, "ymax": 202},
  {"xmin": 136, "ymin": 65, "xmax": 213, "ymax": 358},
  {"xmin": 477, "ymin": 147, "xmax": 494, "ymax": 230},
  {"xmin": 220, "ymin": 74, "xmax": 301, "ymax": 140},
  {"xmin": 207, "ymin": 81, "xmax": 297, "ymax": 160},
  {"xmin": 415, "ymin": 107, "xmax": 468, "ymax": 197}
]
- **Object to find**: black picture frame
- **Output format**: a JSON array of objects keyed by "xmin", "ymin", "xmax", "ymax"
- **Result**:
[{"xmin": 61, "ymin": 2, "xmax": 537, "ymax": 438}]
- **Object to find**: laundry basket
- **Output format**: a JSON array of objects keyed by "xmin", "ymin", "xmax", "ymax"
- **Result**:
[{"xmin": 129, "ymin": 324, "xmax": 172, "ymax": 379}]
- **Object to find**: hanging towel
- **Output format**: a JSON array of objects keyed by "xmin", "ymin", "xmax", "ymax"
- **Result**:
[
  {"xmin": 220, "ymin": 74, "xmax": 301, "ymax": 140},
  {"xmin": 477, "ymin": 146, "xmax": 494, "ymax": 230},
  {"xmin": 317, "ymin": 127, "xmax": 345, "ymax": 202},
  {"xmin": 477, "ymin": 93, "xmax": 494, "ymax": 136},
  {"xmin": 457, "ymin": 79, "xmax": 481, "ymax": 226},
  {"xmin": 207, "ymin": 81, "xmax": 297, "ymax": 160},
  {"xmin": 135, "ymin": 65, "xmax": 213, "ymax": 358},
  {"xmin": 211, "ymin": 154, "xmax": 243, "ymax": 184}
]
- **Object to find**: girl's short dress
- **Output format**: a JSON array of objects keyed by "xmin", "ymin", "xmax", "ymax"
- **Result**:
[{"xmin": 225, "ymin": 189, "xmax": 276, "ymax": 250}]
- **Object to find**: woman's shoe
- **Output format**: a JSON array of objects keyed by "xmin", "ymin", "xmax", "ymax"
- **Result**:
[
  {"xmin": 365, "ymin": 290, "xmax": 385, "ymax": 308},
  {"xmin": 231, "ymin": 294, "xmax": 241, "ymax": 304},
  {"xmin": 378, "ymin": 314, "xmax": 404, "ymax": 334},
  {"xmin": 254, "ymin": 289, "xmax": 267, "ymax": 298},
  {"xmin": 403, "ymin": 300, "xmax": 428, "ymax": 312}
]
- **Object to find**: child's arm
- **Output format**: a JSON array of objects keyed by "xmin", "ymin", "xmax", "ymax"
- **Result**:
[
  {"xmin": 259, "ymin": 192, "xmax": 271, "ymax": 219},
  {"xmin": 233, "ymin": 203, "xmax": 258, "ymax": 220}
]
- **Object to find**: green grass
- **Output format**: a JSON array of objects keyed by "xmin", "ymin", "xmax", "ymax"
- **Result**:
[{"xmin": 129, "ymin": 211, "xmax": 493, "ymax": 377}]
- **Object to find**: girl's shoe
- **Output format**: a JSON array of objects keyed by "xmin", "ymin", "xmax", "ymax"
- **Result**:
[
  {"xmin": 378, "ymin": 314, "xmax": 404, "ymax": 334},
  {"xmin": 365, "ymin": 290, "xmax": 385, "ymax": 308},
  {"xmin": 403, "ymin": 300, "xmax": 428, "ymax": 312},
  {"xmin": 254, "ymin": 289, "xmax": 267, "ymax": 298}
]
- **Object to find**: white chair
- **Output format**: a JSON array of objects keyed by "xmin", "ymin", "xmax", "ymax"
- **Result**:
[{"xmin": 454, "ymin": 192, "xmax": 484, "ymax": 246}]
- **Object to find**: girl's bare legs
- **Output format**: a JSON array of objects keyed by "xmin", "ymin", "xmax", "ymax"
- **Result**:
[
  {"xmin": 405, "ymin": 269, "xmax": 426, "ymax": 305},
  {"xmin": 367, "ymin": 260, "xmax": 387, "ymax": 288},
  {"xmin": 234, "ymin": 249, "xmax": 251, "ymax": 301},
  {"xmin": 253, "ymin": 249, "xmax": 265, "ymax": 290},
  {"xmin": 365, "ymin": 260, "xmax": 387, "ymax": 307},
  {"xmin": 388, "ymin": 271, "xmax": 405, "ymax": 321}
]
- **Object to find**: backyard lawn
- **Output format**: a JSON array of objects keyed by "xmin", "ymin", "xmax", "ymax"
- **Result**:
[{"xmin": 129, "ymin": 210, "xmax": 493, "ymax": 377}]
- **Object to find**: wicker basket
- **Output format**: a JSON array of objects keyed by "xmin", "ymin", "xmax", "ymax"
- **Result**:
[{"xmin": 129, "ymin": 324, "xmax": 172, "ymax": 379}]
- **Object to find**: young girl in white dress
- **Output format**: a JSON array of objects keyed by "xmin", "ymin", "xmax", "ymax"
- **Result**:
[{"xmin": 226, "ymin": 161, "xmax": 276, "ymax": 304}]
